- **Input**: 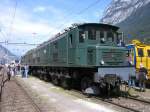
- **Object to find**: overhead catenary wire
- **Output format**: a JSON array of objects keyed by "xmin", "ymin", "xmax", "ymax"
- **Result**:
[
  {"xmin": 12, "ymin": 0, "xmax": 102, "ymax": 45},
  {"xmin": 44, "ymin": 0, "xmax": 102, "ymax": 37},
  {"xmin": 0, "ymin": 22, "xmax": 10, "ymax": 41},
  {"xmin": 0, "ymin": 30, "xmax": 7, "ymax": 39},
  {"xmin": 28, "ymin": 0, "xmax": 101, "ymax": 47},
  {"xmin": 76, "ymin": 0, "xmax": 101, "ymax": 15},
  {"xmin": 0, "ymin": 41, "xmax": 39, "ymax": 46},
  {"xmin": 1, "ymin": 0, "xmax": 102, "ymax": 47},
  {"xmin": 0, "ymin": 0, "xmax": 18, "ymax": 43}
]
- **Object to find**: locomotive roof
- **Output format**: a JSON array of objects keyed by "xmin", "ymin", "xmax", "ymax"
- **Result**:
[
  {"xmin": 36, "ymin": 23, "xmax": 119, "ymax": 49},
  {"xmin": 78, "ymin": 23, "xmax": 119, "ymax": 31}
]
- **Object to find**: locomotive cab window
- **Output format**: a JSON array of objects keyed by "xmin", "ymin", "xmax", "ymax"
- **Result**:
[
  {"xmin": 116, "ymin": 33, "xmax": 120, "ymax": 44},
  {"xmin": 96, "ymin": 31, "xmax": 100, "ymax": 40},
  {"xmin": 100, "ymin": 31, "xmax": 105, "ymax": 43},
  {"xmin": 117, "ymin": 32, "xmax": 125, "ymax": 46},
  {"xmin": 113, "ymin": 32, "xmax": 117, "ymax": 43},
  {"xmin": 54, "ymin": 42, "xmax": 58, "ymax": 49},
  {"xmin": 107, "ymin": 31, "xmax": 114, "ymax": 42},
  {"xmin": 147, "ymin": 50, "xmax": 150, "ymax": 57},
  {"xmin": 137, "ymin": 48, "xmax": 144, "ymax": 57},
  {"xmin": 69, "ymin": 34, "xmax": 73, "ymax": 47},
  {"xmin": 88, "ymin": 29, "xmax": 96, "ymax": 40},
  {"xmin": 79, "ymin": 31, "xmax": 85, "ymax": 43}
]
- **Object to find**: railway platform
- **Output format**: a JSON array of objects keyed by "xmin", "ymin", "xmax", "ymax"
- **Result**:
[
  {"xmin": 1, "ymin": 71, "xmax": 150, "ymax": 112},
  {"xmin": 15, "ymin": 76, "xmax": 121, "ymax": 112},
  {"xmin": 0, "ymin": 67, "xmax": 42, "ymax": 112},
  {"xmin": 15, "ymin": 75, "xmax": 150, "ymax": 112}
]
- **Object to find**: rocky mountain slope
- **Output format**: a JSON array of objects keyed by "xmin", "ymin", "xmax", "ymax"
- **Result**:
[
  {"xmin": 0, "ymin": 45, "xmax": 17, "ymax": 64},
  {"xmin": 100, "ymin": 0, "xmax": 150, "ymax": 43}
]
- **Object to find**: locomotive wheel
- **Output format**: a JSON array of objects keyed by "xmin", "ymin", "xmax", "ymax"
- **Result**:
[
  {"xmin": 113, "ymin": 85, "xmax": 121, "ymax": 96},
  {"xmin": 51, "ymin": 76, "xmax": 59, "ymax": 85},
  {"xmin": 43, "ymin": 74, "xmax": 48, "ymax": 81},
  {"xmin": 81, "ymin": 77, "xmax": 92, "ymax": 93},
  {"xmin": 61, "ymin": 78, "xmax": 70, "ymax": 89},
  {"xmin": 39, "ymin": 74, "xmax": 44, "ymax": 80}
]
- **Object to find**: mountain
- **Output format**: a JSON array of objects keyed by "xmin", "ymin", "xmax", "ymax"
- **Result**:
[
  {"xmin": 0, "ymin": 45, "xmax": 17, "ymax": 64},
  {"xmin": 100, "ymin": 0, "xmax": 150, "ymax": 43}
]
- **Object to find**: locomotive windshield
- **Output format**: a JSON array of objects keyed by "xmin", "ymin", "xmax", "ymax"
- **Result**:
[
  {"xmin": 79, "ymin": 31, "xmax": 85, "ymax": 43},
  {"xmin": 137, "ymin": 48, "xmax": 144, "ymax": 57}
]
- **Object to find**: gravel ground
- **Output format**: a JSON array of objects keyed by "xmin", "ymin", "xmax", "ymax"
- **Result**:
[
  {"xmin": 132, "ymin": 88, "xmax": 150, "ymax": 101},
  {"xmin": 1, "ymin": 69, "xmax": 150, "ymax": 112},
  {"xmin": 16, "ymin": 76, "xmax": 122, "ymax": 112},
  {"xmin": 0, "ymin": 67, "xmax": 41, "ymax": 112},
  {"xmin": 111, "ymin": 97, "xmax": 150, "ymax": 112},
  {"xmin": 120, "ymin": 85, "xmax": 150, "ymax": 102}
]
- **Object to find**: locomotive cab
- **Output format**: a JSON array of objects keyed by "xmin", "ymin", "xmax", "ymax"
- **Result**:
[{"xmin": 76, "ymin": 23, "xmax": 135, "ymax": 94}]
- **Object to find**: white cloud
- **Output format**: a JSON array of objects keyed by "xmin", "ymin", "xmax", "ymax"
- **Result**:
[
  {"xmin": 13, "ymin": 20, "xmax": 57, "ymax": 36},
  {"xmin": 94, "ymin": 10, "xmax": 103, "ymax": 18},
  {"xmin": 0, "ymin": 9, "xmax": 57, "ymax": 41},
  {"xmin": 0, "ymin": 2, "xmax": 92, "ymax": 56},
  {"xmin": 33, "ymin": 6, "xmax": 47, "ymax": 13},
  {"xmin": 0, "ymin": 4, "xmax": 61, "ymax": 56}
]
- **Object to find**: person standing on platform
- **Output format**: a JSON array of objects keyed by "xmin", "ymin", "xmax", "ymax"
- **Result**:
[
  {"xmin": 138, "ymin": 63, "xmax": 148, "ymax": 92},
  {"xmin": 24, "ymin": 64, "xmax": 29, "ymax": 78},
  {"xmin": 128, "ymin": 73, "xmax": 135, "ymax": 87},
  {"xmin": 16, "ymin": 64, "xmax": 20, "ymax": 75},
  {"xmin": 7, "ymin": 65, "xmax": 11, "ymax": 81},
  {"xmin": 21, "ymin": 65, "xmax": 25, "ymax": 78}
]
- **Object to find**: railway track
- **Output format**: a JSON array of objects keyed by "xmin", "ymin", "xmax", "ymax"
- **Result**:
[
  {"xmin": 2, "ymin": 69, "xmax": 150, "ymax": 112},
  {"xmin": 14, "ymin": 74, "xmax": 150, "ymax": 112},
  {"xmin": 68, "ymin": 89, "xmax": 150, "ymax": 112},
  {"xmin": 0, "ymin": 67, "xmax": 42, "ymax": 112},
  {"xmin": 101, "ymin": 96, "xmax": 150, "ymax": 112},
  {"xmin": 0, "ymin": 66, "xmax": 6, "ymax": 102},
  {"xmin": 127, "ymin": 95, "xmax": 150, "ymax": 104},
  {"xmin": 14, "ymin": 78, "xmax": 42, "ymax": 112},
  {"xmin": 29, "ymin": 75, "xmax": 150, "ymax": 112}
]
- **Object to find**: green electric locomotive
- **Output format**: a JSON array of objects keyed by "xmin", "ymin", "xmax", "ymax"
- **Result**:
[{"xmin": 21, "ymin": 23, "xmax": 135, "ymax": 95}]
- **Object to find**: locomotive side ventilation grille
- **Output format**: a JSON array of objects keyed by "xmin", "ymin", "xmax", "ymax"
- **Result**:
[{"xmin": 102, "ymin": 50, "xmax": 124, "ymax": 65}]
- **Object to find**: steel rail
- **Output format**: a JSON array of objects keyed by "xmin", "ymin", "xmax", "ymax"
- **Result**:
[
  {"xmin": 0, "ymin": 67, "xmax": 5, "ymax": 102},
  {"xmin": 14, "ymin": 78, "xmax": 42, "ymax": 112},
  {"xmin": 0, "ymin": 67, "xmax": 5, "ymax": 112},
  {"xmin": 93, "ymin": 96, "xmax": 140, "ymax": 112},
  {"xmin": 126, "ymin": 96, "xmax": 150, "ymax": 105},
  {"xmin": 70, "ymin": 89, "xmax": 146, "ymax": 112}
]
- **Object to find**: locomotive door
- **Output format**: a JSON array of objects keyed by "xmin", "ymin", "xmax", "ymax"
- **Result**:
[{"xmin": 68, "ymin": 32, "xmax": 75, "ymax": 65}]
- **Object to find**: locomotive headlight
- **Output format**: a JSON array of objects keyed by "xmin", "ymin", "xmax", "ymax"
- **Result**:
[{"xmin": 100, "ymin": 60, "xmax": 105, "ymax": 65}]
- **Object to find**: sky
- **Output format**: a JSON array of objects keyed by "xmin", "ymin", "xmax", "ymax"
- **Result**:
[{"xmin": 0, "ymin": 0, "xmax": 112, "ymax": 56}]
